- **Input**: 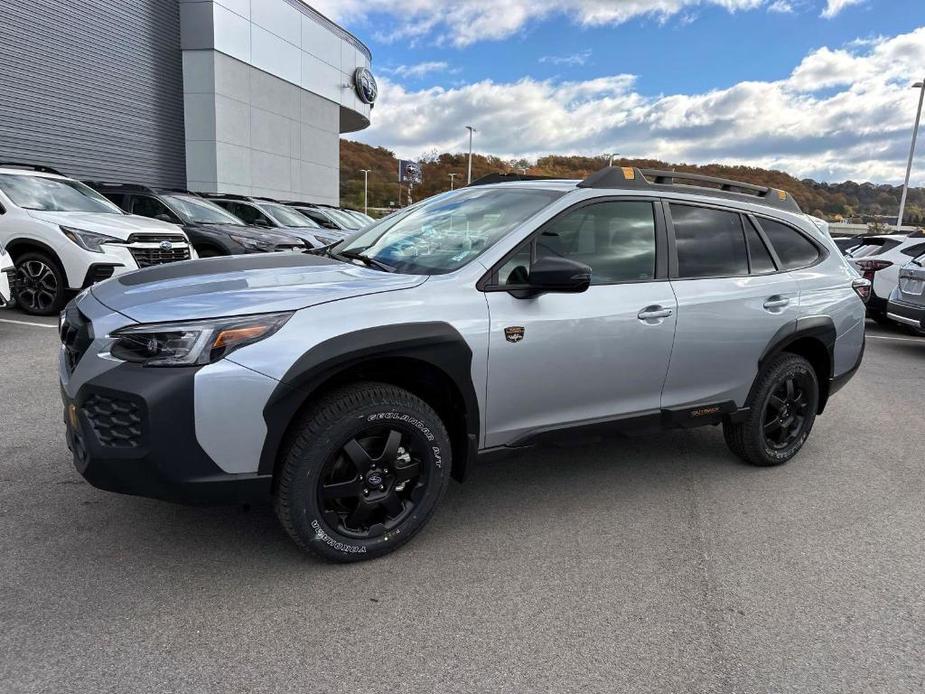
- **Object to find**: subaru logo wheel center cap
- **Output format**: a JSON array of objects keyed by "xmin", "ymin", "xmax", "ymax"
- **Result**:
[{"xmin": 366, "ymin": 471, "xmax": 384, "ymax": 488}]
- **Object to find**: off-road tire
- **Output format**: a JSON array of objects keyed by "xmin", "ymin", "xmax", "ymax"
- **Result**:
[
  {"xmin": 275, "ymin": 382, "xmax": 451, "ymax": 562},
  {"xmin": 724, "ymin": 353, "xmax": 819, "ymax": 467}
]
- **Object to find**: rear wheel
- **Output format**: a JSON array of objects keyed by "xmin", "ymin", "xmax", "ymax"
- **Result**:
[
  {"xmin": 724, "ymin": 353, "xmax": 819, "ymax": 467},
  {"xmin": 14, "ymin": 252, "xmax": 67, "ymax": 315},
  {"xmin": 275, "ymin": 382, "xmax": 451, "ymax": 562}
]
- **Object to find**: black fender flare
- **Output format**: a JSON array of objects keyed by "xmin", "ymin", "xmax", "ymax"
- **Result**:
[
  {"xmin": 750, "ymin": 315, "xmax": 837, "ymax": 413},
  {"xmin": 5, "ymin": 238, "xmax": 71, "ymax": 286},
  {"xmin": 258, "ymin": 322, "xmax": 480, "ymax": 482}
]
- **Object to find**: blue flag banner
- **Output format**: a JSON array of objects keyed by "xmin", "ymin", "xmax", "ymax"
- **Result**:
[{"xmin": 399, "ymin": 160, "xmax": 422, "ymax": 184}]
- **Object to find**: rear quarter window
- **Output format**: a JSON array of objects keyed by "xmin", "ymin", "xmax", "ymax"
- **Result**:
[{"xmin": 758, "ymin": 218, "xmax": 821, "ymax": 270}]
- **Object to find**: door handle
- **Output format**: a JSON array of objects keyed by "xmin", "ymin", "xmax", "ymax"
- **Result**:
[
  {"xmin": 763, "ymin": 296, "xmax": 790, "ymax": 310},
  {"xmin": 638, "ymin": 305, "xmax": 673, "ymax": 321}
]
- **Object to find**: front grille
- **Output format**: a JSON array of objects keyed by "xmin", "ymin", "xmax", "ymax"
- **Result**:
[
  {"xmin": 83, "ymin": 394, "xmax": 144, "ymax": 448},
  {"xmin": 60, "ymin": 305, "xmax": 93, "ymax": 374},
  {"xmin": 129, "ymin": 246, "xmax": 191, "ymax": 268},
  {"xmin": 126, "ymin": 233, "xmax": 186, "ymax": 244}
]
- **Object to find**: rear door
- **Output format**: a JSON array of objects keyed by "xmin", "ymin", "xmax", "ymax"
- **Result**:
[
  {"xmin": 482, "ymin": 197, "xmax": 677, "ymax": 447},
  {"xmin": 661, "ymin": 202, "xmax": 800, "ymax": 409}
]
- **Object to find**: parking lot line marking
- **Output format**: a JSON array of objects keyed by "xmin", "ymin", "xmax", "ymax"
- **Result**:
[
  {"xmin": 0, "ymin": 317, "xmax": 57, "ymax": 329},
  {"xmin": 867, "ymin": 334, "xmax": 924, "ymax": 343}
]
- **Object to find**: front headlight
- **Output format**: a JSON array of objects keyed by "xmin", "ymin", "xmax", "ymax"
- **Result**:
[
  {"xmin": 60, "ymin": 226, "xmax": 123, "ymax": 253},
  {"xmin": 229, "ymin": 234, "xmax": 273, "ymax": 251},
  {"xmin": 108, "ymin": 312, "xmax": 292, "ymax": 367}
]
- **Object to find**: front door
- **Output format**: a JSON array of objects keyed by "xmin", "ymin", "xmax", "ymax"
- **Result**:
[{"xmin": 482, "ymin": 198, "xmax": 677, "ymax": 448}]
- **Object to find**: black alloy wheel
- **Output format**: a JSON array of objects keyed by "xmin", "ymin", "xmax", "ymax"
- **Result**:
[
  {"xmin": 14, "ymin": 253, "xmax": 66, "ymax": 315},
  {"xmin": 319, "ymin": 428, "xmax": 424, "ymax": 539},
  {"xmin": 761, "ymin": 373, "xmax": 813, "ymax": 451},
  {"xmin": 723, "ymin": 353, "xmax": 819, "ymax": 467},
  {"xmin": 275, "ymin": 382, "xmax": 451, "ymax": 562}
]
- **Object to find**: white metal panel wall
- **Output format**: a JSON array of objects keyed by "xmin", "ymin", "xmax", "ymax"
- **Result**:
[{"xmin": 0, "ymin": 0, "xmax": 186, "ymax": 187}]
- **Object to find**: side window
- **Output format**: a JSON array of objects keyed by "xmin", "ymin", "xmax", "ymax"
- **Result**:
[
  {"xmin": 744, "ymin": 217, "xmax": 777, "ymax": 274},
  {"xmin": 132, "ymin": 195, "xmax": 175, "ymax": 221},
  {"xmin": 532, "ymin": 201, "xmax": 657, "ymax": 284},
  {"xmin": 900, "ymin": 243, "xmax": 925, "ymax": 258},
  {"xmin": 758, "ymin": 218, "xmax": 821, "ymax": 269},
  {"xmin": 101, "ymin": 192, "xmax": 127, "ymax": 210},
  {"xmin": 671, "ymin": 204, "xmax": 748, "ymax": 278},
  {"xmin": 230, "ymin": 203, "xmax": 270, "ymax": 226}
]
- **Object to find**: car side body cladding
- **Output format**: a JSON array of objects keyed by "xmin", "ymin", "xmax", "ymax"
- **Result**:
[
  {"xmin": 752, "ymin": 316, "xmax": 837, "ymax": 413},
  {"xmin": 258, "ymin": 322, "xmax": 480, "ymax": 483}
]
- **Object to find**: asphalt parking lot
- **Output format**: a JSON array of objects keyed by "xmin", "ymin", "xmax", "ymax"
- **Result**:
[{"xmin": 0, "ymin": 308, "xmax": 923, "ymax": 694}]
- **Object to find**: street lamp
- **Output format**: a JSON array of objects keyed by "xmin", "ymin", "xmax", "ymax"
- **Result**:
[
  {"xmin": 359, "ymin": 169, "xmax": 371, "ymax": 216},
  {"xmin": 465, "ymin": 125, "xmax": 477, "ymax": 184},
  {"xmin": 608, "ymin": 153, "xmax": 619, "ymax": 166},
  {"xmin": 897, "ymin": 80, "xmax": 925, "ymax": 232},
  {"xmin": 449, "ymin": 172, "xmax": 458, "ymax": 190}
]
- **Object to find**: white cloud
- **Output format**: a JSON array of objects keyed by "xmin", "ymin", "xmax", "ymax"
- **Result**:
[
  {"xmin": 767, "ymin": 0, "xmax": 795, "ymax": 13},
  {"xmin": 381, "ymin": 61, "xmax": 453, "ymax": 79},
  {"xmin": 821, "ymin": 0, "xmax": 865, "ymax": 19},
  {"xmin": 539, "ymin": 49, "xmax": 593, "ymax": 66},
  {"xmin": 314, "ymin": 0, "xmax": 769, "ymax": 47},
  {"xmin": 353, "ymin": 28, "xmax": 925, "ymax": 184}
]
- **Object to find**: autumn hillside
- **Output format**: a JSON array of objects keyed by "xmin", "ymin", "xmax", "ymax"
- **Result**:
[{"xmin": 340, "ymin": 139, "xmax": 925, "ymax": 223}]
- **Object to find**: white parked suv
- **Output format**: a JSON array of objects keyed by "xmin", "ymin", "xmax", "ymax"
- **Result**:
[
  {"xmin": 0, "ymin": 164, "xmax": 195, "ymax": 315},
  {"xmin": 846, "ymin": 231, "xmax": 925, "ymax": 323},
  {"xmin": 0, "ymin": 244, "xmax": 13, "ymax": 306}
]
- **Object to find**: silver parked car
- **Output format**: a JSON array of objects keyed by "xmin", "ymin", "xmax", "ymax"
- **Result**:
[
  {"xmin": 58, "ymin": 167, "xmax": 868, "ymax": 562},
  {"xmin": 887, "ymin": 252, "xmax": 925, "ymax": 334}
]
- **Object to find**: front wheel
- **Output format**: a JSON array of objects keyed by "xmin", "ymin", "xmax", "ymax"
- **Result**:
[
  {"xmin": 724, "ymin": 353, "xmax": 819, "ymax": 467},
  {"xmin": 14, "ymin": 252, "xmax": 68, "ymax": 315},
  {"xmin": 275, "ymin": 382, "xmax": 451, "ymax": 562}
]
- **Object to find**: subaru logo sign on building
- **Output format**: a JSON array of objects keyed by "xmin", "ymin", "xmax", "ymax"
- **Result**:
[{"xmin": 354, "ymin": 67, "xmax": 378, "ymax": 105}]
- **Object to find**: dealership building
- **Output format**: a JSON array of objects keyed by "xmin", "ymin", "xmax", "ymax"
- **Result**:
[{"xmin": 0, "ymin": 0, "xmax": 375, "ymax": 205}]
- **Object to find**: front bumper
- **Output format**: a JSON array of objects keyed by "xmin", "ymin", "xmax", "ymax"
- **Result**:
[
  {"xmin": 62, "ymin": 363, "xmax": 271, "ymax": 505},
  {"xmin": 59, "ymin": 298, "xmax": 271, "ymax": 505},
  {"xmin": 887, "ymin": 298, "xmax": 925, "ymax": 330}
]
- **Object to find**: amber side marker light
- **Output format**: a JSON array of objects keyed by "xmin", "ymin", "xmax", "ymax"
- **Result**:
[{"xmin": 213, "ymin": 324, "xmax": 273, "ymax": 350}]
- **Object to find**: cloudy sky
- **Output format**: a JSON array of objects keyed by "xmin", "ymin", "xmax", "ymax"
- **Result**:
[{"xmin": 319, "ymin": 0, "xmax": 925, "ymax": 184}]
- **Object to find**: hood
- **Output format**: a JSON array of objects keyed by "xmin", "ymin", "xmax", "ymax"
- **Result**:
[
  {"xmin": 194, "ymin": 223, "xmax": 302, "ymax": 245},
  {"xmin": 90, "ymin": 252, "xmax": 427, "ymax": 323},
  {"xmin": 27, "ymin": 210, "xmax": 183, "ymax": 241}
]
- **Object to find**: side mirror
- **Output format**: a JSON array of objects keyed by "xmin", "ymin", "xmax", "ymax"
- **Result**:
[{"xmin": 510, "ymin": 256, "xmax": 591, "ymax": 298}]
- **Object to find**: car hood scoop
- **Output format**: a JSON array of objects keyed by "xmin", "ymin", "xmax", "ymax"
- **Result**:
[{"xmin": 90, "ymin": 253, "xmax": 426, "ymax": 323}]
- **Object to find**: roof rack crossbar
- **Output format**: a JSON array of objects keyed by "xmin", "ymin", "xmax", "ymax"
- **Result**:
[
  {"xmin": 0, "ymin": 162, "xmax": 64, "ymax": 176},
  {"xmin": 577, "ymin": 166, "xmax": 801, "ymax": 213}
]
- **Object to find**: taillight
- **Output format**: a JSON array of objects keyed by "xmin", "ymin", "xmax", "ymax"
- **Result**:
[
  {"xmin": 854, "ymin": 259, "xmax": 892, "ymax": 282},
  {"xmin": 852, "ymin": 278, "xmax": 872, "ymax": 304}
]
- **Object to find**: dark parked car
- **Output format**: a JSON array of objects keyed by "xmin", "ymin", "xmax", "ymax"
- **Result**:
[
  {"xmin": 87, "ymin": 183, "xmax": 307, "ymax": 256},
  {"xmin": 199, "ymin": 194, "xmax": 340, "ymax": 248},
  {"xmin": 284, "ymin": 201, "xmax": 360, "ymax": 232}
]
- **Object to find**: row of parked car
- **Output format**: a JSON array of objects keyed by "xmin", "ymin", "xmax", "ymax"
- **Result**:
[
  {"xmin": 0, "ymin": 163, "xmax": 374, "ymax": 315},
  {"xmin": 833, "ymin": 231, "xmax": 925, "ymax": 334}
]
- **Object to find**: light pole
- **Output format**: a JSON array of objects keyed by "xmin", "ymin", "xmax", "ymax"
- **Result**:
[
  {"xmin": 465, "ymin": 125, "xmax": 477, "ymax": 184},
  {"xmin": 898, "ymin": 81, "xmax": 925, "ymax": 232},
  {"xmin": 359, "ymin": 169, "xmax": 371, "ymax": 215},
  {"xmin": 608, "ymin": 153, "xmax": 619, "ymax": 166},
  {"xmin": 449, "ymin": 173, "xmax": 458, "ymax": 190}
]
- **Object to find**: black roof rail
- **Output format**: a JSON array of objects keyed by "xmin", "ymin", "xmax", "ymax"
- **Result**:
[
  {"xmin": 468, "ymin": 172, "xmax": 559, "ymax": 187},
  {"xmin": 84, "ymin": 181, "xmax": 155, "ymax": 193},
  {"xmin": 0, "ymin": 162, "xmax": 64, "ymax": 176},
  {"xmin": 195, "ymin": 192, "xmax": 253, "ymax": 201},
  {"xmin": 578, "ymin": 166, "xmax": 802, "ymax": 213}
]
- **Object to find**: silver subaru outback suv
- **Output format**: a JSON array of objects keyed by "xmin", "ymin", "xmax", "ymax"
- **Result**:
[{"xmin": 58, "ymin": 167, "xmax": 869, "ymax": 562}]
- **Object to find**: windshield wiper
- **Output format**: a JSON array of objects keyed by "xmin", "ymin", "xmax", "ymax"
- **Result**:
[{"xmin": 335, "ymin": 249, "xmax": 396, "ymax": 273}]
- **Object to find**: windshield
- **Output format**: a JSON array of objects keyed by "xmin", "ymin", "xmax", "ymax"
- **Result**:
[
  {"xmin": 0, "ymin": 174, "xmax": 123, "ymax": 213},
  {"xmin": 261, "ymin": 202, "xmax": 320, "ymax": 228},
  {"xmin": 164, "ymin": 194, "xmax": 243, "ymax": 225},
  {"xmin": 337, "ymin": 187, "xmax": 563, "ymax": 275}
]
